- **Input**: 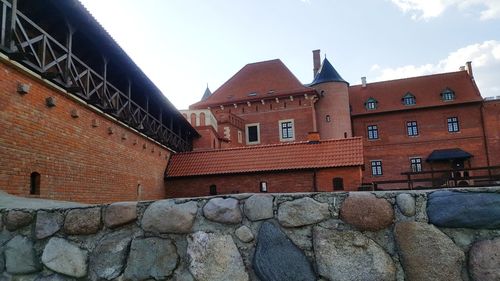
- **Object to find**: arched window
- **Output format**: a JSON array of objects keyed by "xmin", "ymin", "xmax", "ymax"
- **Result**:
[
  {"xmin": 190, "ymin": 113, "xmax": 197, "ymax": 126},
  {"xmin": 30, "ymin": 172, "xmax": 41, "ymax": 195},
  {"xmin": 441, "ymin": 88, "xmax": 455, "ymax": 101},
  {"xmin": 333, "ymin": 177, "xmax": 344, "ymax": 191},
  {"xmin": 199, "ymin": 112, "xmax": 206, "ymax": 126},
  {"xmin": 365, "ymin": 98, "xmax": 378, "ymax": 110},
  {"xmin": 402, "ymin": 92, "xmax": 416, "ymax": 106},
  {"xmin": 209, "ymin": 185, "xmax": 217, "ymax": 195}
]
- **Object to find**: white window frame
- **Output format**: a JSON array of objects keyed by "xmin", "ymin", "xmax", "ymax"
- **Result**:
[
  {"xmin": 279, "ymin": 119, "xmax": 295, "ymax": 142},
  {"xmin": 245, "ymin": 123, "xmax": 260, "ymax": 145},
  {"xmin": 370, "ymin": 160, "xmax": 383, "ymax": 176},
  {"xmin": 410, "ymin": 157, "xmax": 423, "ymax": 172}
]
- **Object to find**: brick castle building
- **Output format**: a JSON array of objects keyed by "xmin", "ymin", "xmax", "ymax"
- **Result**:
[{"xmin": 168, "ymin": 50, "xmax": 500, "ymax": 196}]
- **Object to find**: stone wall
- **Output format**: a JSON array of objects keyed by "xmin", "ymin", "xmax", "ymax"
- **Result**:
[{"xmin": 1, "ymin": 187, "xmax": 500, "ymax": 281}]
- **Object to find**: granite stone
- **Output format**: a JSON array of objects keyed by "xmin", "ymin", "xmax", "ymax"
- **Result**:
[
  {"xmin": 396, "ymin": 193, "xmax": 415, "ymax": 217},
  {"xmin": 427, "ymin": 191, "xmax": 500, "ymax": 229},
  {"xmin": 41, "ymin": 237, "xmax": 88, "ymax": 278},
  {"xmin": 203, "ymin": 197, "xmax": 242, "ymax": 224},
  {"xmin": 253, "ymin": 222, "xmax": 316, "ymax": 281},
  {"xmin": 124, "ymin": 237, "xmax": 178, "ymax": 280},
  {"xmin": 278, "ymin": 197, "xmax": 330, "ymax": 227},
  {"xmin": 5, "ymin": 210, "xmax": 33, "ymax": 231},
  {"xmin": 394, "ymin": 221, "xmax": 464, "ymax": 281},
  {"xmin": 103, "ymin": 202, "xmax": 137, "ymax": 228},
  {"xmin": 63, "ymin": 207, "xmax": 101, "ymax": 235},
  {"xmin": 235, "ymin": 225, "xmax": 254, "ymax": 242},
  {"xmin": 35, "ymin": 211, "xmax": 63, "ymax": 239},
  {"xmin": 468, "ymin": 237, "xmax": 500, "ymax": 281},
  {"xmin": 244, "ymin": 195, "xmax": 274, "ymax": 221},
  {"xmin": 5, "ymin": 236, "xmax": 40, "ymax": 274},
  {"xmin": 142, "ymin": 200, "xmax": 198, "ymax": 234},
  {"xmin": 340, "ymin": 193, "xmax": 394, "ymax": 231},
  {"xmin": 89, "ymin": 230, "xmax": 133, "ymax": 280}
]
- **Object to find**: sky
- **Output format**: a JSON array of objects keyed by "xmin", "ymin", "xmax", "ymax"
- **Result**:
[{"xmin": 79, "ymin": 0, "xmax": 500, "ymax": 110}]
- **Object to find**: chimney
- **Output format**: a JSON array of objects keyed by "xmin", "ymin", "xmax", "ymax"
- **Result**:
[
  {"xmin": 459, "ymin": 66, "xmax": 465, "ymax": 71},
  {"xmin": 465, "ymin": 61, "xmax": 473, "ymax": 78},
  {"xmin": 313, "ymin": 49, "xmax": 321, "ymax": 77},
  {"xmin": 361, "ymin": 77, "xmax": 367, "ymax": 88},
  {"xmin": 307, "ymin": 131, "xmax": 320, "ymax": 144}
]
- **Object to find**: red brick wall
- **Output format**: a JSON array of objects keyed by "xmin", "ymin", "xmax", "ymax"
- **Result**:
[
  {"xmin": 483, "ymin": 100, "xmax": 500, "ymax": 166},
  {"xmin": 211, "ymin": 97, "xmax": 315, "ymax": 146},
  {"xmin": 166, "ymin": 166, "xmax": 362, "ymax": 198},
  {"xmin": 352, "ymin": 103, "xmax": 488, "ymax": 188},
  {"xmin": 0, "ymin": 59, "xmax": 170, "ymax": 203}
]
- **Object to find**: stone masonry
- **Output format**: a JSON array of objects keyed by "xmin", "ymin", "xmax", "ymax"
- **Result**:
[{"xmin": 1, "ymin": 187, "xmax": 500, "ymax": 280}]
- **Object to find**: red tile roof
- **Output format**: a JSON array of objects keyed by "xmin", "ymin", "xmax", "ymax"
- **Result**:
[
  {"xmin": 349, "ymin": 71, "xmax": 482, "ymax": 116},
  {"xmin": 166, "ymin": 137, "xmax": 363, "ymax": 177},
  {"xmin": 190, "ymin": 59, "xmax": 314, "ymax": 109}
]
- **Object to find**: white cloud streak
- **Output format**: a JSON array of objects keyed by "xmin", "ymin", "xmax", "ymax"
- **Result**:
[
  {"xmin": 369, "ymin": 40, "xmax": 500, "ymax": 97},
  {"xmin": 390, "ymin": 0, "xmax": 500, "ymax": 20}
]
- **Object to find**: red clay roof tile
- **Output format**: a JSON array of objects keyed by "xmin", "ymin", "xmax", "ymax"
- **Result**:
[
  {"xmin": 190, "ymin": 59, "xmax": 313, "ymax": 109},
  {"xmin": 166, "ymin": 137, "xmax": 363, "ymax": 177},
  {"xmin": 349, "ymin": 71, "xmax": 482, "ymax": 116}
]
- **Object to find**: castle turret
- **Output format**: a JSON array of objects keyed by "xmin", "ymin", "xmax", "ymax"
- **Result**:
[{"xmin": 310, "ymin": 53, "xmax": 352, "ymax": 139}]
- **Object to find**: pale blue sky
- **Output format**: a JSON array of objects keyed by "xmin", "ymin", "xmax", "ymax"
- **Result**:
[{"xmin": 79, "ymin": 0, "xmax": 500, "ymax": 109}]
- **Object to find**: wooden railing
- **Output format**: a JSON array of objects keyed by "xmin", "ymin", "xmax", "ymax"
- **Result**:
[{"xmin": 0, "ymin": 0, "xmax": 192, "ymax": 152}]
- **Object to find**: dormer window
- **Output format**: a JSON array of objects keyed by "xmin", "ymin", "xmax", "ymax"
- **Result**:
[
  {"xmin": 402, "ymin": 92, "xmax": 416, "ymax": 106},
  {"xmin": 441, "ymin": 88, "xmax": 455, "ymax": 101},
  {"xmin": 365, "ymin": 98, "xmax": 378, "ymax": 110},
  {"xmin": 248, "ymin": 92, "xmax": 258, "ymax": 97}
]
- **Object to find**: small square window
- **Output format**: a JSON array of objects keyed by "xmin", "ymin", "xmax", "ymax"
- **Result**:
[
  {"xmin": 447, "ymin": 117, "xmax": 460, "ymax": 132},
  {"xmin": 410, "ymin": 158, "xmax": 422, "ymax": 172},
  {"xmin": 402, "ymin": 93, "xmax": 416, "ymax": 106},
  {"xmin": 260, "ymin": 181, "xmax": 268, "ymax": 192},
  {"xmin": 365, "ymin": 98, "xmax": 378, "ymax": 110},
  {"xmin": 279, "ymin": 119, "xmax": 295, "ymax": 141},
  {"xmin": 246, "ymin": 123, "xmax": 260, "ymax": 144},
  {"xmin": 406, "ymin": 121, "xmax": 419, "ymax": 136},
  {"xmin": 371, "ymin": 160, "xmax": 383, "ymax": 176},
  {"xmin": 209, "ymin": 185, "xmax": 217, "ymax": 195},
  {"xmin": 441, "ymin": 88, "xmax": 455, "ymax": 101},
  {"xmin": 367, "ymin": 125, "xmax": 379, "ymax": 140}
]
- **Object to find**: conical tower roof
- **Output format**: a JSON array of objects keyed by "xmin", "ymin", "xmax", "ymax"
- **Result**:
[
  {"xmin": 310, "ymin": 58, "xmax": 348, "ymax": 86},
  {"xmin": 201, "ymin": 86, "xmax": 212, "ymax": 100}
]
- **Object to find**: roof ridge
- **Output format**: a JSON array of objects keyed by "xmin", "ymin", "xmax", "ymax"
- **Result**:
[{"xmin": 349, "ymin": 70, "xmax": 467, "ymax": 88}]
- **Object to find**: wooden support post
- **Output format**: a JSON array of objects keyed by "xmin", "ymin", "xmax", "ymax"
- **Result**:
[
  {"xmin": 6, "ymin": 0, "xmax": 17, "ymax": 51},
  {"xmin": 64, "ymin": 24, "xmax": 74, "ymax": 85}
]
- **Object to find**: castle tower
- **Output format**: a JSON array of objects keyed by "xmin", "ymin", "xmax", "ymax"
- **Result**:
[{"xmin": 310, "ymin": 55, "xmax": 352, "ymax": 139}]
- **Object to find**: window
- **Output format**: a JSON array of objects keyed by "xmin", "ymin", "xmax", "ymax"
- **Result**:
[
  {"xmin": 279, "ymin": 119, "xmax": 295, "ymax": 141},
  {"xmin": 406, "ymin": 121, "xmax": 419, "ymax": 136},
  {"xmin": 367, "ymin": 125, "xmax": 379, "ymax": 140},
  {"xmin": 447, "ymin": 117, "xmax": 460, "ymax": 132},
  {"xmin": 30, "ymin": 172, "xmax": 40, "ymax": 195},
  {"xmin": 209, "ymin": 185, "xmax": 217, "ymax": 195},
  {"xmin": 260, "ymin": 181, "xmax": 268, "ymax": 192},
  {"xmin": 410, "ymin": 158, "xmax": 422, "ymax": 172},
  {"xmin": 365, "ymin": 98, "xmax": 378, "ymax": 110},
  {"xmin": 441, "ymin": 88, "xmax": 455, "ymax": 101},
  {"xmin": 371, "ymin": 160, "xmax": 383, "ymax": 176},
  {"xmin": 325, "ymin": 115, "xmax": 331, "ymax": 123},
  {"xmin": 402, "ymin": 92, "xmax": 416, "ymax": 106},
  {"xmin": 333, "ymin": 177, "xmax": 344, "ymax": 191},
  {"xmin": 245, "ymin": 123, "xmax": 260, "ymax": 144}
]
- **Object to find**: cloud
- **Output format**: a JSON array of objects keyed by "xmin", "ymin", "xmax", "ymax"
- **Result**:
[
  {"xmin": 369, "ymin": 40, "xmax": 500, "ymax": 97},
  {"xmin": 390, "ymin": 0, "xmax": 500, "ymax": 20}
]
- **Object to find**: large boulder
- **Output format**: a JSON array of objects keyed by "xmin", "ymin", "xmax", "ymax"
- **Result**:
[
  {"xmin": 35, "ymin": 211, "xmax": 63, "ymax": 239},
  {"xmin": 142, "ymin": 200, "xmax": 198, "ymax": 234},
  {"xmin": 394, "ymin": 221, "xmax": 464, "ymax": 281},
  {"xmin": 187, "ymin": 231, "xmax": 248, "ymax": 281},
  {"xmin": 278, "ymin": 197, "xmax": 330, "ymax": 227},
  {"xmin": 340, "ymin": 193, "xmax": 394, "ymax": 231},
  {"xmin": 313, "ymin": 228, "xmax": 396, "ymax": 281},
  {"xmin": 63, "ymin": 207, "xmax": 101, "ymax": 235},
  {"xmin": 253, "ymin": 222, "xmax": 316, "ymax": 281},
  {"xmin": 124, "ymin": 237, "xmax": 178, "ymax": 280},
  {"xmin": 5, "ymin": 210, "xmax": 33, "ymax": 231},
  {"xmin": 203, "ymin": 198, "xmax": 242, "ymax": 224},
  {"xmin": 88, "ymin": 230, "xmax": 133, "ymax": 280},
  {"xmin": 4, "ymin": 235, "xmax": 40, "ymax": 274},
  {"xmin": 41, "ymin": 237, "xmax": 88, "ymax": 278},
  {"xmin": 468, "ymin": 237, "xmax": 500, "ymax": 281},
  {"xmin": 103, "ymin": 201, "xmax": 137, "ymax": 228},
  {"xmin": 244, "ymin": 194, "xmax": 274, "ymax": 221},
  {"xmin": 427, "ymin": 191, "xmax": 500, "ymax": 229}
]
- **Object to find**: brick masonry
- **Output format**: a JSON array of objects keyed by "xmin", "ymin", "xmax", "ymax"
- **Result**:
[{"xmin": 0, "ymin": 59, "xmax": 171, "ymax": 203}]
